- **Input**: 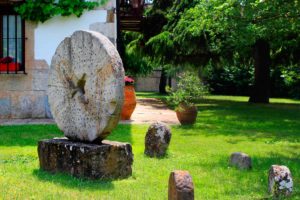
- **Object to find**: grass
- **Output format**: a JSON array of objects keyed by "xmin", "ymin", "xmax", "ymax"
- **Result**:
[
  {"xmin": 136, "ymin": 91, "xmax": 167, "ymax": 99},
  {"xmin": 1, "ymin": 95, "xmax": 300, "ymax": 199}
]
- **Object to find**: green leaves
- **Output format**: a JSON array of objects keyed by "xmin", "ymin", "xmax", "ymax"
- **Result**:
[
  {"xmin": 166, "ymin": 71, "xmax": 208, "ymax": 108},
  {"xmin": 15, "ymin": 0, "xmax": 107, "ymax": 23},
  {"xmin": 140, "ymin": 0, "xmax": 300, "ymax": 68}
]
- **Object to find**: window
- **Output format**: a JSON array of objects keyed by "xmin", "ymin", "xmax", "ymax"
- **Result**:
[{"xmin": 0, "ymin": 3, "xmax": 25, "ymax": 74}]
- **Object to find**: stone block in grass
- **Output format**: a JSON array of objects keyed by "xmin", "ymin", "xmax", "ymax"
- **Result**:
[
  {"xmin": 268, "ymin": 165, "xmax": 293, "ymax": 197},
  {"xmin": 229, "ymin": 152, "xmax": 252, "ymax": 170},
  {"xmin": 168, "ymin": 170, "xmax": 194, "ymax": 200}
]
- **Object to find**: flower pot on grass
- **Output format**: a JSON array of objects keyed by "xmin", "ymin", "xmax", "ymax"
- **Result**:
[
  {"xmin": 176, "ymin": 103, "xmax": 198, "ymax": 125},
  {"xmin": 166, "ymin": 72, "xmax": 208, "ymax": 125},
  {"xmin": 121, "ymin": 76, "xmax": 136, "ymax": 120}
]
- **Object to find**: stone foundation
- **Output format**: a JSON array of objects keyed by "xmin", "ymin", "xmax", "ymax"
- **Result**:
[{"xmin": 38, "ymin": 138, "xmax": 133, "ymax": 180}]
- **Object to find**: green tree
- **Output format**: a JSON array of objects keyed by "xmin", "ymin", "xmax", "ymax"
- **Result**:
[
  {"xmin": 142, "ymin": 0, "xmax": 300, "ymax": 102},
  {"xmin": 123, "ymin": 0, "xmax": 173, "ymax": 93}
]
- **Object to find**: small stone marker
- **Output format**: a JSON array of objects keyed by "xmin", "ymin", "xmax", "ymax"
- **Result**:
[
  {"xmin": 229, "ymin": 152, "xmax": 252, "ymax": 169},
  {"xmin": 168, "ymin": 170, "xmax": 194, "ymax": 200},
  {"xmin": 144, "ymin": 122, "xmax": 171, "ymax": 157},
  {"xmin": 48, "ymin": 30, "xmax": 124, "ymax": 142},
  {"xmin": 268, "ymin": 165, "xmax": 293, "ymax": 197},
  {"xmin": 38, "ymin": 138, "xmax": 133, "ymax": 179}
]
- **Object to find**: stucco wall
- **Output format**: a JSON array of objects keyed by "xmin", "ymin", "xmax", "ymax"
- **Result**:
[
  {"xmin": 134, "ymin": 70, "xmax": 177, "ymax": 92},
  {"xmin": 0, "ymin": 1, "xmax": 117, "ymax": 119}
]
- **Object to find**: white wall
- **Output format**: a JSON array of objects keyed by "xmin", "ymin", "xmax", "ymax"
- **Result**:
[{"xmin": 34, "ymin": 10, "xmax": 111, "ymax": 65}]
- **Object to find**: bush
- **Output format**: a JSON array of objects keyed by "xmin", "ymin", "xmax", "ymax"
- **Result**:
[
  {"xmin": 202, "ymin": 62, "xmax": 254, "ymax": 96},
  {"xmin": 202, "ymin": 61, "xmax": 300, "ymax": 99},
  {"xmin": 166, "ymin": 71, "xmax": 208, "ymax": 109}
]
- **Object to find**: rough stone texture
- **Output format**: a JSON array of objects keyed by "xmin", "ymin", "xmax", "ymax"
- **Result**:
[
  {"xmin": 268, "ymin": 165, "xmax": 293, "ymax": 197},
  {"xmin": 0, "ymin": 97, "xmax": 11, "ymax": 118},
  {"xmin": 9, "ymin": 91, "xmax": 47, "ymax": 119},
  {"xmin": 32, "ymin": 68, "xmax": 49, "ymax": 91},
  {"xmin": 229, "ymin": 152, "xmax": 252, "ymax": 170},
  {"xmin": 168, "ymin": 170, "xmax": 194, "ymax": 200},
  {"xmin": 144, "ymin": 122, "xmax": 171, "ymax": 157},
  {"xmin": 48, "ymin": 30, "xmax": 124, "ymax": 142},
  {"xmin": 38, "ymin": 138, "xmax": 133, "ymax": 180},
  {"xmin": 44, "ymin": 96, "xmax": 53, "ymax": 118}
]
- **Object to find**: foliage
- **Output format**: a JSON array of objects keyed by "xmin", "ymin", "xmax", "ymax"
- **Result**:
[
  {"xmin": 202, "ymin": 62, "xmax": 300, "ymax": 99},
  {"xmin": 134, "ymin": 0, "xmax": 300, "ymax": 88},
  {"xmin": 1, "ymin": 96, "xmax": 300, "ymax": 199},
  {"xmin": 202, "ymin": 61, "xmax": 254, "ymax": 96},
  {"xmin": 121, "ymin": 0, "xmax": 174, "ymax": 77},
  {"xmin": 122, "ymin": 32, "xmax": 154, "ymax": 76},
  {"xmin": 280, "ymin": 64, "xmax": 300, "ymax": 99},
  {"xmin": 14, "ymin": 0, "xmax": 108, "ymax": 22},
  {"xmin": 166, "ymin": 71, "xmax": 208, "ymax": 108}
]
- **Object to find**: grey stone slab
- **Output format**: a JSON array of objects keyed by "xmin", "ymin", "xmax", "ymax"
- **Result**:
[
  {"xmin": 38, "ymin": 138, "xmax": 133, "ymax": 180},
  {"xmin": 11, "ymin": 95, "xmax": 32, "ymax": 118},
  {"xmin": 0, "ymin": 98, "xmax": 11, "ymax": 118},
  {"xmin": 44, "ymin": 95, "xmax": 53, "ymax": 119},
  {"xmin": 32, "ymin": 95, "xmax": 46, "ymax": 118},
  {"xmin": 32, "ymin": 69, "xmax": 49, "ymax": 91}
]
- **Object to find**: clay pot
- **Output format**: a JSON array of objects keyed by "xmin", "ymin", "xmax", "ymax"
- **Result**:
[
  {"xmin": 176, "ymin": 103, "xmax": 198, "ymax": 125},
  {"xmin": 121, "ymin": 85, "xmax": 137, "ymax": 120}
]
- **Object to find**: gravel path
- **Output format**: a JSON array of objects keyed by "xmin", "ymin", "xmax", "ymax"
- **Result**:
[
  {"xmin": 121, "ymin": 98, "xmax": 179, "ymax": 125},
  {"xmin": 0, "ymin": 98, "xmax": 179, "ymax": 125}
]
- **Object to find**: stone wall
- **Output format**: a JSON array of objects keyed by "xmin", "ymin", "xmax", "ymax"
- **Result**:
[
  {"xmin": 0, "ymin": 1, "xmax": 116, "ymax": 119},
  {"xmin": 0, "ymin": 21, "xmax": 51, "ymax": 119},
  {"xmin": 134, "ymin": 70, "xmax": 176, "ymax": 92}
]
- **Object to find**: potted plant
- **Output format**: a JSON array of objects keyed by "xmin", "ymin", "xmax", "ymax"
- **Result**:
[
  {"xmin": 166, "ymin": 72, "xmax": 208, "ymax": 125},
  {"xmin": 121, "ymin": 76, "xmax": 137, "ymax": 120}
]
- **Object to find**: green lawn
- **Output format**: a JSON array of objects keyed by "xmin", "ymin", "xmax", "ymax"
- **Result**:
[{"xmin": 1, "ymin": 95, "xmax": 300, "ymax": 199}]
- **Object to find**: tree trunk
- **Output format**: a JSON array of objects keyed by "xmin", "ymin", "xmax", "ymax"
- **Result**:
[
  {"xmin": 159, "ymin": 69, "xmax": 168, "ymax": 94},
  {"xmin": 249, "ymin": 39, "xmax": 271, "ymax": 103}
]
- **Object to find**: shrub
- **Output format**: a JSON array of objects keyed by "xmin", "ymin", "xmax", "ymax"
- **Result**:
[{"xmin": 166, "ymin": 71, "xmax": 208, "ymax": 109}]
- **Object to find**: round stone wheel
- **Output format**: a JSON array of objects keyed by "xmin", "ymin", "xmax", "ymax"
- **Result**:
[{"xmin": 48, "ymin": 30, "xmax": 124, "ymax": 142}]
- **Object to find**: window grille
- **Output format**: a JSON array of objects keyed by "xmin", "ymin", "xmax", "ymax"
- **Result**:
[{"xmin": 0, "ymin": 3, "xmax": 25, "ymax": 74}]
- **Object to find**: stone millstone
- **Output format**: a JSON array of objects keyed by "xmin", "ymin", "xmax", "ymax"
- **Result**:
[
  {"xmin": 144, "ymin": 122, "xmax": 171, "ymax": 157},
  {"xmin": 48, "ymin": 30, "xmax": 124, "ymax": 142},
  {"xmin": 38, "ymin": 138, "xmax": 133, "ymax": 180},
  {"xmin": 229, "ymin": 152, "xmax": 252, "ymax": 170},
  {"xmin": 268, "ymin": 165, "xmax": 293, "ymax": 197},
  {"xmin": 168, "ymin": 170, "xmax": 194, "ymax": 200}
]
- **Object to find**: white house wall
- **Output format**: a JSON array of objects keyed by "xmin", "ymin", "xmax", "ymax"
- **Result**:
[
  {"xmin": 35, "ymin": 10, "xmax": 115, "ymax": 65},
  {"xmin": 0, "ymin": 1, "xmax": 117, "ymax": 119}
]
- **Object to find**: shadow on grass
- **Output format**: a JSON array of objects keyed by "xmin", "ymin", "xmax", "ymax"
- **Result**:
[
  {"xmin": 192, "ymin": 98, "xmax": 300, "ymax": 143},
  {"xmin": 32, "ymin": 169, "xmax": 115, "ymax": 191},
  {"xmin": 107, "ymin": 124, "xmax": 133, "ymax": 144},
  {"xmin": 193, "ymin": 152, "xmax": 300, "ymax": 199},
  {"xmin": 0, "ymin": 124, "xmax": 134, "ymax": 147},
  {"xmin": 143, "ymin": 152, "xmax": 171, "ymax": 160}
]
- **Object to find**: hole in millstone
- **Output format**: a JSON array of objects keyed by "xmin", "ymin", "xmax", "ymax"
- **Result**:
[{"xmin": 77, "ymin": 73, "xmax": 86, "ymax": 95}]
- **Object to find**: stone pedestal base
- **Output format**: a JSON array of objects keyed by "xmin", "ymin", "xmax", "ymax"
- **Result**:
[{"xmin": 38, "ymin": 138, "xmax": 133, "ymax": 180}]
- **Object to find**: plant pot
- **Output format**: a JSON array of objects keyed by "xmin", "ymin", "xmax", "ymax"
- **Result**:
[
  {"xmin": 121, "ymin": 85, "xmax": 137, "ymax": 120},
  {"xmin": 176, "ymin": 104, "xmax": 197, "ymax": 125}
]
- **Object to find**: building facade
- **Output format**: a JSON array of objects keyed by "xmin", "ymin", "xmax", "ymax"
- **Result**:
[{"xmin": 0, "ymin": 0, "xmax": 117, "ymax": 119}]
